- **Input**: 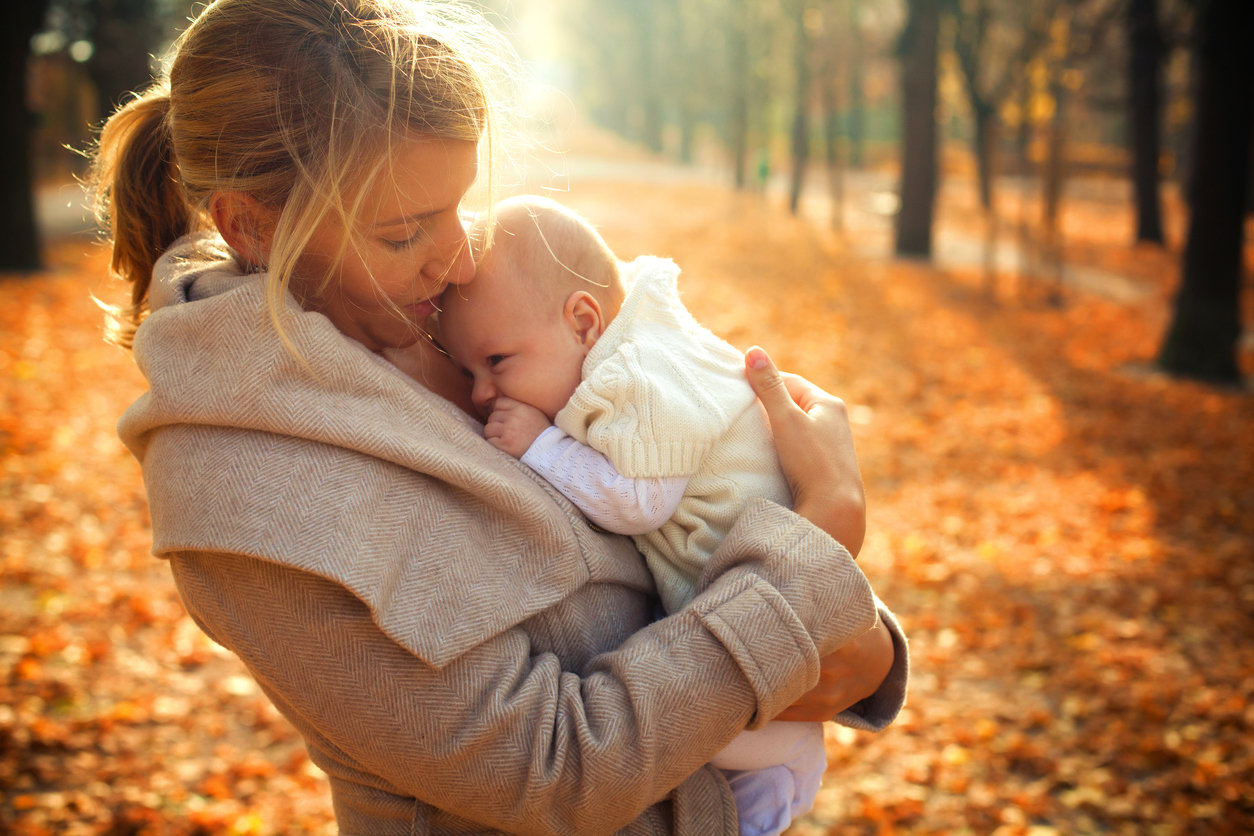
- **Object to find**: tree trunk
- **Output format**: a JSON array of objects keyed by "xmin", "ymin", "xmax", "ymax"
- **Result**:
[
  {"xmin": 610, "ymin": 0, "xmax": 664, "ymax": 153},
  {"xmin": 788, "ymin": 2, "xmax": 811, "ymax": 216},
  {"xmin": 847, "ymin": 0, "xmax": 866, "ymax": 169},
  {"xmin": 1042, "ymin": 69, "xmax": 1069, "ymax": 304},
  {"xmin": 673, "ymin": 0, "xmax": 697, "ymax": 166},
  {"xmin": 822, "ymin": 66, "xmax": 844, "ymax": 231},
  {"xmin": 0, "ymin": 1, "xmax": 50, "ymax": 272},
  {"xmin": 972, "ymin": 102, "xmax": 997, "ymax": 213},
  {"xmin": 895, "ymin": 0, "xmax": 940, "ymax": 258},
  {"xmin": 977, "ymin": 110, "xmax": 999, "ymax": 296},
  {"xmin": 631, "ymin": 0, "xmax": 664, "ymax": 154},
  {"xmin": 1015, "ymin": 71, "xmax": 1037, "ymax": 284},
  {"xmin": 952, "ymin": 0, "xmax": 995, "ymax": 213},
  {"xmin": 728, "ymin": 0, "xmax": 750, "ymax": 188},
  {"xmin": 1157, "ymin": 0, "xmax": 1253, "ymax": 382},
  {"xmin": 677, "ymin": 109, "xmax": 696, "ymax": 165},
  {"xmin": 87, "ymin": 0, "xmax": 160, "ymax": 118},
  {"xmin": 1129, "ymin": 0, "xmax": 1166, "ymax": 244}
]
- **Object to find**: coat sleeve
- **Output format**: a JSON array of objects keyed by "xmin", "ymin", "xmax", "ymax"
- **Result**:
[{"xmin": 167, "ymin": 500, "xmax": 881, "ymax": 835}]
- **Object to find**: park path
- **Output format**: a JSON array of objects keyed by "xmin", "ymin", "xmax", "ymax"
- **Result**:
[{"xmin": 529, "ymin": 149, "xmax": 1160, "ymax": 304}]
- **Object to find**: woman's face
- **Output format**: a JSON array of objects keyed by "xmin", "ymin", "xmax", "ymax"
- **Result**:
[{"xmin": 294, "ymin": 137, "xmax": 479, "ymax": 352}]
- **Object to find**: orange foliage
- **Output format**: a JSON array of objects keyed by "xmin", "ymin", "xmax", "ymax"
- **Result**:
[{"xmin": 3, "ymin": 164, "xmax": 1252, "ymax": 834}]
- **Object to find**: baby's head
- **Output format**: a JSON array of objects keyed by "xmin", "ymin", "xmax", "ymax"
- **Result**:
[{"xmin": 440, "ymin": 195, "xmax": 625, "ymax": 420}]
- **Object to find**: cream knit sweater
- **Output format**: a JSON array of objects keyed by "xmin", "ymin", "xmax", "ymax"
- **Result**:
[{"xmin": 556, "ymin": 257, "xmax": 793, "ymax": 614}]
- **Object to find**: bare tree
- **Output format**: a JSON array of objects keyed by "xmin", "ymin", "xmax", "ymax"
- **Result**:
[
  {"xmin": 84, "ymin": 0, "xmax": 162, "ymax": 118},
  {"xmin": 895, "ymin": 0, "xmax": 941, "ymax": 257},
  {"xmin": 846, "ymin": 0, "xmax": 867, "ymax": 169},
  {"xmin": 727, "ymin": 0, "xmax": 752, "ymax": 187},
  {"xmin": 1157, "ymin": 0, "xmax": 1252, "ymax": 382},
  {"xmin": 1129, "ymin": 0, "xmax": 1166, "ymax": 244},
  {"xmin": 818, "ymin": 0, "xmax": 848, "ymax": 230},
  {"xmin": 1, "ymin": 1, "xmax": 52, "ymax": 272},
  {"xmin": 787, "ymin": 0, "xmax": 813, "ymax": 215},
  {"xmin": 1031, "ymin": 0, "xmax": 1122, "ymax": 301}
]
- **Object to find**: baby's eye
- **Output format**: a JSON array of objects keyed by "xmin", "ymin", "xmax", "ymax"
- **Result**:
[{"xmin": 487, "ymin": 354, "xmax": 506, "ymax": 367}]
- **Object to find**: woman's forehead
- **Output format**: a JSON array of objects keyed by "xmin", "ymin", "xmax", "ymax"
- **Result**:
[{"xmin": 363, "ymin": 137, "xmax": 479, "ymax": 226}]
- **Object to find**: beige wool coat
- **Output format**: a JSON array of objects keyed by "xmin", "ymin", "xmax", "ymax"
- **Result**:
[{"xmin": 118, "ymin": 235, "xmax": 909, "ymax": 835}]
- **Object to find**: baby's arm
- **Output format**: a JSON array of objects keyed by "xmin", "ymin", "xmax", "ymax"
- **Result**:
[
  {"xmin": 521, "ymin": 426, "xmax": 689, "ymax": 535},
  {"xmin": 485, "ymin": 397, "xmax": 687, "ymax": 534}
]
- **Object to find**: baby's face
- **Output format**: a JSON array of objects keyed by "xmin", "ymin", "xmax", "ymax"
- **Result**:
[{"xmin": 439, "ymin": 246, "xmax": 587, "ymax": 422}]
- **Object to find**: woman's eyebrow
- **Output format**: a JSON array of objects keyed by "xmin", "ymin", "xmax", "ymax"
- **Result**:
[{"xmin": 374, "ymin": 207, "xmax": 441, "ymax": 228}]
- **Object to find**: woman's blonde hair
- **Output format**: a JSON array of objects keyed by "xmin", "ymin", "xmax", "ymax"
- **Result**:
[{"xmin": 90, "ymin": 0, "xmax": 514, "ymax": 349}]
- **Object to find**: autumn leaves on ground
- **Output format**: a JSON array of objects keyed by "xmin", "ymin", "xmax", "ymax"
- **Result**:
[{"xmin": 3, "ymin": 150, "xmax": 1253, "ymax": 835}]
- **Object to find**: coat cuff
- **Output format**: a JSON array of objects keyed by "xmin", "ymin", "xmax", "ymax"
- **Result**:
[{"xmin": 692, "ymin": 574, "xmax": 820, "ymax": 725}]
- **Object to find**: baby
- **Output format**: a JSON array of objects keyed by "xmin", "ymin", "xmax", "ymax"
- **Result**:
[{"xmin": 439, "ymin": 195, "xmax": 836, "ymax": 836}]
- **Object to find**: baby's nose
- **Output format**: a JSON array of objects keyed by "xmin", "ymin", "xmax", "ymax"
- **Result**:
[{"xmin": 471, "ymin": 379, "xmax": 496, "ymax": 417}]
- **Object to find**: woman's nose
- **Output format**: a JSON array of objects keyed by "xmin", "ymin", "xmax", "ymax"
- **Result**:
[{"xmin": 425, "ymin": 217, "xmax": 475, "ymax": 286}]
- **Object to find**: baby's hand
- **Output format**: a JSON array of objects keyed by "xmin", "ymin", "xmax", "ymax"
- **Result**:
[{"xmin": 484, "ymin": 397, "xmax": 551, "ymax": 458}]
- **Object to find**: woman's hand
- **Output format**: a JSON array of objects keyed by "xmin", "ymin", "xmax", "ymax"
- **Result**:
[
  {"xmin": 744, "ymin": 347, "xmax": 893, "ymax": 720},
  {"xmin": 775, "ymin": 619, "xmax": 895, "ymax": 720},
  {"xmin": 744, "ymin": 346, "xmax": 865, "ymax": 556}
]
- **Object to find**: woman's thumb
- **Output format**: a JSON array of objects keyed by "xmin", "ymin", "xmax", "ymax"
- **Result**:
[{"xmin": 745, "ymin": 346, "xmax": 794, "ymax": 418}]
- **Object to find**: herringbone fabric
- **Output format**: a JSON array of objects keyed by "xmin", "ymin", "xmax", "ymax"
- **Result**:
[{"xmin": 116, "ymin": 235, "xmax": 903, "ymax": 834}]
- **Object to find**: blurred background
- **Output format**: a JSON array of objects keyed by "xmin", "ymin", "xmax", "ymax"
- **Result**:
[
  {"xmin": 6, "ymin": 0, "xmax": 1250, "ymax": 379},
  {"xmin": 3, "ymin": 1, "xmax": 1252, "ymax": 834}
]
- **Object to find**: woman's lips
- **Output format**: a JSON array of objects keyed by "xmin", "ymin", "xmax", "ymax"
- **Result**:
[{"xmin": 405, "ymin": 298, "xmax": 438, "ymax": 320}]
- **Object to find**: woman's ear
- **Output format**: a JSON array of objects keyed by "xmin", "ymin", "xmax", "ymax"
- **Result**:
[
  {"xmin": 563, "ymin": 291, "xmax": 606, "ymax": 350},
  {"xmin": 209, "ymin": 192, "xmax": 277, "ymax": 269}
]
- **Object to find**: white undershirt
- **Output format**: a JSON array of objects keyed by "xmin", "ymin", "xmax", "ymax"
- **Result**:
[{"xmin": 520, "ymin": 427, "xmax": 690, "ymax": 536}]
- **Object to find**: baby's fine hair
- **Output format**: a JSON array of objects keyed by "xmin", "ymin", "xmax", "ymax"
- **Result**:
[
  {"xmin": 476, "ymin": 195, "xmax": 626, "ymax": 314},
  {"xmin": 90, "ymin": 0, "xmax": 515, "ymax": 348}
]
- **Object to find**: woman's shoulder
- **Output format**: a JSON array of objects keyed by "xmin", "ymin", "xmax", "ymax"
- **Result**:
[
  {"xmin": 140, "ymin": 413, "xmax": 613, "ymax": 667},
  {"xmin": 148, "ymin": 231, "xmax": 252, "ymax": 311}
]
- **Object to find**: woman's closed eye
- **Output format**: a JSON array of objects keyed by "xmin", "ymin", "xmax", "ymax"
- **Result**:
[{"xmin": 382, "ymin": 226, "xmax": 429, "ymax": 251}]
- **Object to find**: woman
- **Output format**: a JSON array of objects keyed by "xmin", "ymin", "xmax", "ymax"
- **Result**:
[{"xmin": 92, "ymin": 1, "xmax": 907, "ymax": 833}]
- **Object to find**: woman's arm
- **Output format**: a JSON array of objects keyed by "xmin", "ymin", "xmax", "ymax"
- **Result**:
[
  {"xmin": 743, "ymin": 347, "xmax": 905, "ymax": 724},
  {"xmin": 774, "ymin": 612, "xmax": 900, "ymax": 724},
  {"xmin": 168, "ymin": 499, "xmax": 876, "ymax": 835}
]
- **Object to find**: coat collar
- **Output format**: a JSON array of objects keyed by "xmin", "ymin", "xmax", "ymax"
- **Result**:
[{"xmin": 120, "ymin": 235, "xmax": 612, "ymax": 667}]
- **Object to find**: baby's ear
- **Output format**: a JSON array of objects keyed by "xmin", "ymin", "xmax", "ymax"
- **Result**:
[{"xmin": 564, "ymin": 291, "xmax": 606, "ymax": 349}]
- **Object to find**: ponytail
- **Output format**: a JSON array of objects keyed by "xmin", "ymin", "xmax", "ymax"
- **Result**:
[{"xmin": 91, "ymin": 87, "xmax": 195, "ymax": 349}]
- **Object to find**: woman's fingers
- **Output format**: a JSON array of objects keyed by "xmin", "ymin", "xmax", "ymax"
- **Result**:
[
  {"xmin": 745, "ymin": 345, "xmax": 799, "ymax": 420},
  {"xmin": 744, "ymin": 346, "xmax": 866, "ymax": 555}
]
